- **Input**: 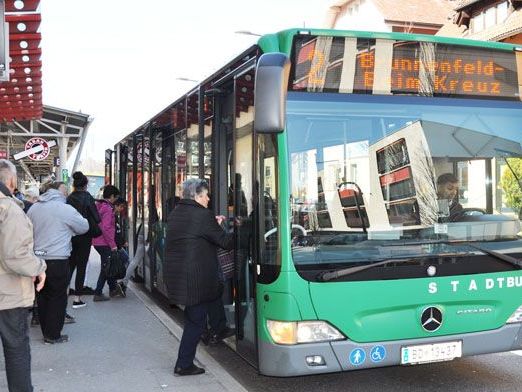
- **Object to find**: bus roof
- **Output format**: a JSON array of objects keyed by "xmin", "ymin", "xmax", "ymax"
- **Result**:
[
  {"xmin": 260, "ymin": 28, "xmax": 522, "ymax": 55},
  {"xmin": 116, "ymin": 28, "xmax": 521, "ymax": 145}
]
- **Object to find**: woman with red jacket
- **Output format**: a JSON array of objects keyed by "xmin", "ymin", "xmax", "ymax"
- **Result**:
[{"xmin": 92, "ymin": 185, "xmax": 124, "ymax": 302}]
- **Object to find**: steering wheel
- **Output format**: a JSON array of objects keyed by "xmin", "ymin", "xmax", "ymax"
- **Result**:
[
  {"xmin": 461, "ymin": 208, "xmax": 486, "ymax": 215},
  {"xmin": 450, "ymin": 208, "xmax": 486, "ymax": 222},
  {"xmin": 264, "ymin": 224, "xmax": 307, "ymax": 241}
]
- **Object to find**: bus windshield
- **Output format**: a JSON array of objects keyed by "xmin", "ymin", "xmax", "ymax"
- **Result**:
[{"xmin": 287, "ymin": 92, "xmax": 522, "ymax": 267}]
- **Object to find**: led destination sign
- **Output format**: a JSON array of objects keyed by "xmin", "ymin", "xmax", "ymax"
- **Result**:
[{"xmin": 292, "ymin": 36, "xmax": 521, "ymax": 100}]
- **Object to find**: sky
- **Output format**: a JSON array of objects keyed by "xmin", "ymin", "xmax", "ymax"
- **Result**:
[{"xmin": 39, "ymin": 0, "xmax": 326, "ymax": 168}]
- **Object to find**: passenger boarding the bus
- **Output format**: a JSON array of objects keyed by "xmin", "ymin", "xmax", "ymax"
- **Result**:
[
  {"xmin": 436, "ymin": 173, "xmax": 463, "ymax": 222},
  {"xmin": 164, "ymin": 178, "xmax": 234, "ymax": 376},
  {"xmin": 117, "ymin": 220, "xmax": 147, "ymax": 295}
]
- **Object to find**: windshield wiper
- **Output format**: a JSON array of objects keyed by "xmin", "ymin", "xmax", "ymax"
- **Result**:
[
  {"xmin": 462, "ymin": 242, "xmax": 522, "ymax": 269},
  {"xmin": 317, "ymin": 258, "xmax": 423, "ymax": 282},
  {"xmin": 380, "ymin": 240, "xmax": 522, "ymax": 268},
  {"xmin": 316, "ymin": 241, "xmax": 522, "ymax": 282},
  {"xmin": 384, "ymin": 239, "xmax": 522, "ymax": 269}
]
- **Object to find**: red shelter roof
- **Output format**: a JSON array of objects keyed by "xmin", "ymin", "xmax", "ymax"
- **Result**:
[{"xmin": 0, "ymin": 0, "xmax": 42, "ymax": 123}]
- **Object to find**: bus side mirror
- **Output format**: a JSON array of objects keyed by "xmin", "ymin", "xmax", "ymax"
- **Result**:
[{"xmin": 254, "ymin": 53, "xmax": 290, "ymax": 134}]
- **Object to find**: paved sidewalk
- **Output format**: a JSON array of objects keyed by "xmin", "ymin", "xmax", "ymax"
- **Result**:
[{"xmin": 0, "ymin": 249, "xmax": 246, "ymax": 392}]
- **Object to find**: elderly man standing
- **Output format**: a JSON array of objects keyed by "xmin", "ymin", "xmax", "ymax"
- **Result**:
[
  {"xmin": 164, "ymin": 178, "xmax": 233, "ymax": 376},
  {"xmin": 0, "ymin": 159, "xmax": 46, "ymax": 392},
  {"xmin": 28, "ymin": 181, "xmax": 88, "ymax": 343}
]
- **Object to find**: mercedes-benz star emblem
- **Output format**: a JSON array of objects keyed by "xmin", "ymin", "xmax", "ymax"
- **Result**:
[{"xmin": 421, "ymin": 306, "xmax": 443, "ymax": 332}]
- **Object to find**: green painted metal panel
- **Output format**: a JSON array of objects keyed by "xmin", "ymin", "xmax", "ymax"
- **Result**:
[
  {"xmin": 257, "ymin": 272, "xmax": 318, "ymax": 343},
  {"xmin": 257, "ymin": 28, "xmax": 521, "ymax": 55},
  {"xmin": 309, "ymin": 271, "xmax": 522, "ymax": 342},
  {"xmin": 258, "ymin": 34, "xmax": 280, "ymax": 54},
  {"xmin": 258, "ymin": 290, "xmax": 302, "ymax": 320}
]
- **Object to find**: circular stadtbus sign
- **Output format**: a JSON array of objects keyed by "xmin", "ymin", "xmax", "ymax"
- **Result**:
[{"xmin": 25, "ymin": 137, "xmax": 51, "ymax": 161}]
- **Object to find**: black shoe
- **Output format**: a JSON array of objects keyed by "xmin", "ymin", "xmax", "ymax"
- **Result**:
[
  {"xmin": 64, "ymin": 313, "xmax": 76, "ymax": 324},
  {"xmin": 44, "ymin": 335, "xmax": 69, "ymax": 344},
  {"xmin": 68, "ymin": 288, "xmax": 75, "ymax": 295},
  {"xmin": 72, "ymin": 300, "xmax": 87, "ymax": 309},
  {"xmin": 109, "ymin": 285, "xmax": 124, "ymax": 298},
  {"xmin": 209, "ymin": 327, "xmax": 235, "ymax": 346},
  {"xmin": 174, "ymin": 364, "xmax": 205, "ymax": 376},
  {"xmin": 80, "ymin": 286, "xmax": 96, "ymax": 295},
  {"xmin": 93, "ymin": 294, "xmax": 110, "ymax": 302},
  {"xmin": 30, "ymin": 316, "xmax": 39, "ymax": 326}
]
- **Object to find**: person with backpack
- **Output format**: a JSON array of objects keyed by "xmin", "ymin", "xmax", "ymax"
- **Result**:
[
  {"xmin": 113, "ymin": 197, "xmax": 130, "ymax": 293},
  {"xmin": 66, "ymin": 172, "xmax": 101, "ymax": 308},
  {"xmin": 92, "ymin": 185, "xmax": 125, "ymax": 301}
]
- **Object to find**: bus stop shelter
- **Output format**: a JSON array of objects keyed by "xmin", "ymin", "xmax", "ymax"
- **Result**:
[
  {"xmin": 1, "ymin": 1, "xmax": 93, "ymax": 184},
  {"xmin": 0, "ymin": 105, "xmax": 92, "ymax": 183}
]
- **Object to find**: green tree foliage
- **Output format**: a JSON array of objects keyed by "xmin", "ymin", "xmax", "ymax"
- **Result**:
[{"xmin": 501, "ymin": 158, "xmax": 522, "ymax": 211}]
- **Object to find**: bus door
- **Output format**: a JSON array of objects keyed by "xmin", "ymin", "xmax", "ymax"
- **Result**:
[
  {"xmin": 233, "ymin": 123, "xmax": 257, "ymax": 364},
  {"xmin": 134, "ymin": 130, "xmax": 149, "ymax": 287},
  {"xmin": 150, "ymin": 127, "xmax": 166, "ymax": 295},
  {"xmin": 210, "ymin": 68, "xmax": 258, "ymax": 364},
  {"xmin": 231, "ymin": 67, "xmax": 258, "ymax": 365},
  {"xmin": 210, "ymin": 81, "xmax": 236, "ymax": 328}
]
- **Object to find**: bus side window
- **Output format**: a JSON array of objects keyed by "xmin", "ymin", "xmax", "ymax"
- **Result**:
[{"xmin": 257, "ymin": 134, "xmax": 280, "ymax": 284}]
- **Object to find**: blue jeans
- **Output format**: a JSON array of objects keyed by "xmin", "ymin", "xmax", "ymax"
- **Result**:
[
  {"xmin": 176, "ymin": 302, "xmax": 208, "ymax": 369},
  {"xmin": 94, "ymin": 246, "xmax": 117, "ymax": 295},
  {"xmin": 0, "ymin": 307, "xmax": 33, "ymax": 392},
  {"xmin": 118, "ymin": 248, "xmax": 129, "ymax": 268}
]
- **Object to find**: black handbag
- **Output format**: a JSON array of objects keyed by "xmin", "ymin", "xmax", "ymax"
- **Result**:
[
  {"xmin": 103, "ymin": 250, "xmax": 127, "ymax": 280},
  {"xmin": 87, "ymin": 212, "xmax": 102, "ymax": 238}
]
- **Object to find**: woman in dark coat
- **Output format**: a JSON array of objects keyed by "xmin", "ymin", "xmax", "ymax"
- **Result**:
[
  {"xmin": 164, "ymin": 178, "xmax": 233, "ymax": 376},
  {"xmin": 66, "ymin": 172, "xmax": 101, "ymax": 308}
]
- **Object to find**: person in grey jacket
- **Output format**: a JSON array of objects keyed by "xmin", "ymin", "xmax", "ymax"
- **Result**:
[{"xmin": 27, "ymin": 182, "xmax": 89, "ymax": 344}]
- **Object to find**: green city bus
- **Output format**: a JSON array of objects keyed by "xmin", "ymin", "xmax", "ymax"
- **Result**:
[{"xmin": 107, "ymin": 28, "xmax": 522, "ymax": 376}]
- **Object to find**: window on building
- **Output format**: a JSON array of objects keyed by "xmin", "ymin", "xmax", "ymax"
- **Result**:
[
  {"xmin": 471, "ymin": 2, "xmax": 510, "ymax": 33},
  {"xmin": 350, "ymin": 163, "xmax": 358, "ymax": 183},
  {"xmin": 472, "ymin": 12, "xmax": 484, "ymax": 32},
  {"xmin": 497, "ymin": 1, "xmax": 509, "ymax": 23},
  {"xmin": 485, "ymin": 6, "xmax": 496, "ymax": 28}
]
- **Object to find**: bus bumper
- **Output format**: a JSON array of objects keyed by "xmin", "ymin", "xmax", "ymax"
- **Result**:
[{"xmin": 258, "ymin": 323, "xmax": 522, "ymax": 377}]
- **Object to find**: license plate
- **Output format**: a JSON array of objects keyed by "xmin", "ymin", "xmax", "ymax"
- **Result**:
[{"xmin": 401, "ymin": 341, "xmax": 462, "ymax": 365}]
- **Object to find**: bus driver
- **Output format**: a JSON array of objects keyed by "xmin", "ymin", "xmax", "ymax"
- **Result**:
[{"xmin": 436, "ymin": 173, "xmax": 464, "ymax": 221}]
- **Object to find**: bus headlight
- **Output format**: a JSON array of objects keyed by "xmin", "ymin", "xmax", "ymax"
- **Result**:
[
  {"xmin": 266, "ymin": 320, "xmax": 345, "ymax": 345},
  {"xmin": 507, "ymin": 306, "xmax": 522, "ymax": 323}
]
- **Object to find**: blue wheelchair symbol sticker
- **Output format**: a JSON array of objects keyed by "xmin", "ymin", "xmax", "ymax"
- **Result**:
[
  {"xmin": 370, "ymin": 345, "xmax": 386, "ymax": 363},
  {"xmin": 349, "ymin": 348, "xmax": 366, "ymax": 366}
]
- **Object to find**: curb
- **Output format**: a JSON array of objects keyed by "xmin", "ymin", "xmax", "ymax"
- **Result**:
[{"xmin": 129, "ymin": 282, "xmax": 249, "ymax": 392}]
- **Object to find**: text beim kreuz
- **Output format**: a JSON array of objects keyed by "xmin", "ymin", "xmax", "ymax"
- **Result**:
[{"xmin": 428, "ymin": 276, "xmax": 522, "ymax": 294}]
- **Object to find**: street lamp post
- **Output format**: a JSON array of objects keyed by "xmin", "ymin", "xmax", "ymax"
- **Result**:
[
  {"xmin": 234, "ymin": 30, "xmax": 262, "ymax": 37},
  {"xmin": 176, "ymin": 77, "xmax": 199, "ymax": 83}
]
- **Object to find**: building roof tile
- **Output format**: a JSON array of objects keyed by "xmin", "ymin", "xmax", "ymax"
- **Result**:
[
  {"xmin": 437, "ymin": 7, "xmax": 522, "ymax": 41},
  {"xmin": 372, "ymin": 0, "xmax": 454, "ymax": 26}
]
